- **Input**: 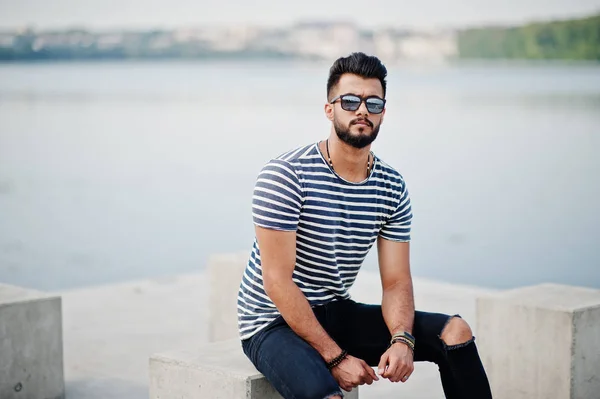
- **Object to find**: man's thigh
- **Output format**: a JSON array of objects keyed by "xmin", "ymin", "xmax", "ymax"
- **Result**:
[
  {"xmin": 241, "ymin": 317, "xmax": 343, "ymax": 399},
  {"xmin": 323, "ymin": 300, "xmax": 453, "ymax": 366}
]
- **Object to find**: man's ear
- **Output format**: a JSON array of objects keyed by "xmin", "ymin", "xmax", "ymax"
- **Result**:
[{"xmin": 324, "ymin": 103, "xmax": 334, "ymax": 121}]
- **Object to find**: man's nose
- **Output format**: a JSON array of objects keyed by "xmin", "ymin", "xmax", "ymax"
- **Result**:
[{"xmin": 356, "ymin": 100, "xmax": 370, "ymax": 116}]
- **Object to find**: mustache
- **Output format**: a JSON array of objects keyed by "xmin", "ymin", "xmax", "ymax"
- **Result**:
[{"xmin": 351, "ymin": 118, "xmax": 373, "ymax": 127}]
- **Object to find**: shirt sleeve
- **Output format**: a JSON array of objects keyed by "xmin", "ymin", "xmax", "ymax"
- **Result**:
[
  {"xmin": 251, "ymin": 159, "xmax": 303, "ymax": 232},
  {"xmin": 379, "ymin": 180, "xmax": 412, "ymax": 242}
]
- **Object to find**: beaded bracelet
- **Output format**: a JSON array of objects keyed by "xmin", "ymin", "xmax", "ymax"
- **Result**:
[
  {"xmin": 390, "ymin": 331, "xmax": 415, "ymax": 347},
  {"xmin": 326, "ymin": 349, "xmax": 348, "ymax": 370},
  {"xmin": 392, "ymin": 335, "xmax": 415, "ymax": 346},
  {"xmin": 391, "ymin": 337, "xmax": 415, "ymax": 353}
]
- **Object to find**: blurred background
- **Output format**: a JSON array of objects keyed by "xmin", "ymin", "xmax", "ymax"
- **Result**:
[{"xmin": 1, "ymin": 0, "xmax": 599, "ymax": 292}]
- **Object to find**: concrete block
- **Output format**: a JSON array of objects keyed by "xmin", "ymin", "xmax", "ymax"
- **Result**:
[
  {"xmin": 208, "ymin": 251, "xmax": 249, "ymax": 342},
  {"xmin": 149, "ymin": 338, "xmax": 358, "ymax": 399},
  {"xmin": 476, "ymin": 283, "xmax": 600, "ymax": 399},
  {"xmin": 0, "ymin": 283, "xmax": 65, "ymax": 399}
]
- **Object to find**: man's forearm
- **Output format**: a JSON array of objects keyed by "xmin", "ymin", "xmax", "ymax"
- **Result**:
[
  {"xmin": 264, "ymin": 277, "xmax": 342, "ymax": 361},
  {"xmin": 381, "ymin": 277, "xmax": 415, "ymax": 335}
]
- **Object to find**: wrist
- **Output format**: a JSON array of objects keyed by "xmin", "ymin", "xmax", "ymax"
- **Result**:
[
  {"xmin": 390, "ymin": 331, "xmax": 414, "ymax": 345},
  {"xmin": 392, "ymin": 340, "xmax": 413, "ymax": 349},
  {"xmin": 391, "ymin": 330, "xmax": 414, "ymax": 342},
  {"xmin": 390, "ymin": 338, "xmax": 415, "ymax": 354},
  {"xmin": 318, "ymin": 344, "xmax": 343, "ymax": 363},
  {"xmin": 325, "ymin": 349, "xmax": 348, "ymax": 370}
]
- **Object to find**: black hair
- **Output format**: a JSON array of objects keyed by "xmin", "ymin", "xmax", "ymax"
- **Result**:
[{"xmin": 326, "ymin": 52, "xmax": 388, "ymax": 100}]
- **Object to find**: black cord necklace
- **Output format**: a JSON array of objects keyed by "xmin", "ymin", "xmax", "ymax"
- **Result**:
[{"xmin": 325, "ymin": 139, "xmax": 372, "ymax": 176}]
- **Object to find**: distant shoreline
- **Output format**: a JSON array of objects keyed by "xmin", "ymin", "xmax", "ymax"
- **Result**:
[
  {"xmin": 1, "ymin": 57, "xmax": 598, "ymax": 68},
  {"xmin": 1, "ymin": 13, "xmax": 598, "ymax": 63}
]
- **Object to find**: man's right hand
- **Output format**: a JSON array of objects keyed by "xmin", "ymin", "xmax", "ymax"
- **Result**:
[{"xmin": 330, "ymin": 355, "xmax": 379, "ymax": 391}]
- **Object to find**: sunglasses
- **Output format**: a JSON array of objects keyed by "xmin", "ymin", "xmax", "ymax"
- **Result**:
[{"xmin": 330, "ymin": 93, "xmax": 386, "ymax": 114}]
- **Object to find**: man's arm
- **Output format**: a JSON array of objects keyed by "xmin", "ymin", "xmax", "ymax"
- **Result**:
[
  {"xmin": 376, "ymin": 236, "xmax": 415, "ymax": 382},
  {"xmin": 377, "ymin": 237, "xmax": 414, "ymax": 336},
  {"xmin": 257, "ymin": 225, "xmax": 341, "ymax": 361}
]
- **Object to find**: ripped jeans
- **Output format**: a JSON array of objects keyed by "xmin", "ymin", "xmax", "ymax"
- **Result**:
[{"xmin": 241, "ymin": 299, "xmax": 493, "ymax": 399}]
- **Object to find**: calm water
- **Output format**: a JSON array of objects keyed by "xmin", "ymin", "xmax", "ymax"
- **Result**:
[{"xmin": 0, "ymin": 60, "xmax": 599, "ymax": 291}]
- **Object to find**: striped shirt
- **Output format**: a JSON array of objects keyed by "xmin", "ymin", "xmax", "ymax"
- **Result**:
[{"xmin": 237, "ymin": 142, "xmax": 412, "ymax": 340}]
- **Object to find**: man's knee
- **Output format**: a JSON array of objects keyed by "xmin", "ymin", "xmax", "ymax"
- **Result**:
[{"xmin": 440, "ymin": 316, "xmax": 473, "ymax": 346}]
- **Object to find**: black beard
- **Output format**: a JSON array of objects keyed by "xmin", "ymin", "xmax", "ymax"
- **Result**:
[{"xmin": 334, "ymin": 119, "xmax": 380, "ymax": 149}]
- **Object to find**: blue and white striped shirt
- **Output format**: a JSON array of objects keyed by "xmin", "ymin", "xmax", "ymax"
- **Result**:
[{"xmin": 237, "ymin": 142, "xmax": 412, "ymax": 340}]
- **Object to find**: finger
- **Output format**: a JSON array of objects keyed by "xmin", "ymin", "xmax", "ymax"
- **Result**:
[
  {"xmin": 383, "ymin": 358, "xmax": 398, "ymax": 379},
  {"xmin": 334, "ymin": 375, "xmax": 349, "ymax": 391},
  {"xmin": 377, "ymin": 353, "xmax": 388, "ymax": 376},
  {"xmin": 396, "ymin": 363, "xmax": 412, "ymax": 383},
  {"xmin": 401, "ymin": 374, "xmax": 410, "ymax": 383},
  {"xmin": 363, "ymin": 374, "xmax": 373, "ymax": 385},
  {"xmin": 365, "ymin": 364, "xmax": 379, "ymax": 382},
  {"xmin": 364, "ymin": 369, "xmax": 375, "ymax": 385},
  {"xmin": 340, "ymin": 378, "xmax": 354, "ymax": 392},
  {"xmin": 360, "ymin": 369, "xmax": 373, "ymax": 385},
  {"xmin": 389, "ymin": 360, "xmax": 407, "ymax": 382},
  {"xmin": 405, "ymin": 363, "xmax": 415, "ymax": 381},
  {"xmin": 360, "ymin": 360, "xmax": 378, "ymax": 383},
  {"xmin": 400, "ymin": 361, "xmax": 414, "ymax": 381}
]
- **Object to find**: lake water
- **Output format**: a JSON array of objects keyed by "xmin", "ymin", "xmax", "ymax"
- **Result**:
[{"xmin": 0, "ymin": 60, "xmax": 599, "ymax": 291}]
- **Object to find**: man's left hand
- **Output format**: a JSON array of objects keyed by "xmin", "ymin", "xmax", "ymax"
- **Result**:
[{"xmin": 377, "ymin": 342, "xmax": 414, "ymax": 383}]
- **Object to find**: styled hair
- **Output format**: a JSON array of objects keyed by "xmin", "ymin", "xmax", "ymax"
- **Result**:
[{"xmin": 326, "ymin": 52, "xmax": 388, "ymax": 100}]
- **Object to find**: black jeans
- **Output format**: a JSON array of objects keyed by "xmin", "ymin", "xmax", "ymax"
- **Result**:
[{"xmin": 241, "ymin": 298, "xmax": 493, "ymax": 399}]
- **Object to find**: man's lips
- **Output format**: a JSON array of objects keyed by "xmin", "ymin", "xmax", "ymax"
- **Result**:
[{"xmin": 352, "ymin": 119, "xmax": 372, "ymax": 127}]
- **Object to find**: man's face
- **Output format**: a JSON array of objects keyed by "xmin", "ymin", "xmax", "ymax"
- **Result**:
[{"xmin": 325, "ymin": 73, "xmax": 386, "ymax": 149}]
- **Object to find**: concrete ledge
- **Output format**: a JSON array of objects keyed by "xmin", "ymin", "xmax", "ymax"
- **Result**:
[
  {"xmin": 0, "ymin": 283, "xmax": 65, "ymax": 399},
  {"xmin": 476, "ymin": 283, "xmax": 600, "ymax": 399},
  {"xmin": 149, "ymin": 338, "xmax": 358, "ymax": 399},
  {"xmin": 208, "ymin": 252, "xmax": 248, "ymax": 342}
]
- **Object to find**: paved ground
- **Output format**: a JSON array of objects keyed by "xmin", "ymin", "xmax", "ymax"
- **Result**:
[{"xmin": 56, "ymin": 270, "xmax": 496, "ymax": 398}]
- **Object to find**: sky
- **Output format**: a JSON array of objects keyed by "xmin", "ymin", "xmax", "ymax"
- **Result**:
[{"xmin": 0, "ymin": 0, "xmax": 599, "ymax": 30}]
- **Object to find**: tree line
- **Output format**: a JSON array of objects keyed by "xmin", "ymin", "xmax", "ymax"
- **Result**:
[{"xmin": 457, "ymin": 13, "xmax": 600, "ymax": 60}]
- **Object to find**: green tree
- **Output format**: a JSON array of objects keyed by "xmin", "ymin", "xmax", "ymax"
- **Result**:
[{"xmin": 457, "ymin": 14, "xmax": 600, "ymax": 60}]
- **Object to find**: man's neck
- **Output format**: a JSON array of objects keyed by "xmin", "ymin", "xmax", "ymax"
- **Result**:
[{"xmin": 323, "ymin": 134, "xmax": 372, "ymax": 183}]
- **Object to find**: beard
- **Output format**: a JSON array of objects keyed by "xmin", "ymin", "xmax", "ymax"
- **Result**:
[{"xmin": 333, "ymin": 117, "xmax": 381, "ymax": 149}]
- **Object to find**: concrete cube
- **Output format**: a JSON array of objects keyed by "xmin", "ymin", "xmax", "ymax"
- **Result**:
[
  {"xmin": 476, "ymin": 283, "xmax": 600, "ymax": 399},
  {"xmin": 208, "ymin": 251, "xmax": 249, "ymax": 342},
  {"xmin": 149, "ymin": 338, "xmax": 358, "ymax": 399},
  {"xmin": 0, "ymin": 283, "xmax": 64, "ymax": 399}
]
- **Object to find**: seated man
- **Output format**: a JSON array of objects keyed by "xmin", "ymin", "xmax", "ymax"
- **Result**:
[{"xmin": 237, "ymin": 52, "xmax": 493, "ymax": 399}]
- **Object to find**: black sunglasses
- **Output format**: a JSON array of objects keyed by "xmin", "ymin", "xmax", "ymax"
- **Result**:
[{"xmin": 330, "ymin": 93, "xmax": 386, "ymax": 114}]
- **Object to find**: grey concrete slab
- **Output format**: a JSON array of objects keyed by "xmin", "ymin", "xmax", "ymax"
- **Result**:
[
  {"xmin": 150, "ymin": 338, "xmax": 358, "ymax": 399},
  {"xmin": 208, "ymin": 251, "xmax": 248, "ymax": 342},
  {"xmin": 477, "ymin": 283, "xmax": 600, "ymax": 399},
  {"xmin": 0, "ymin": 283, "xmax": 65, "ymax": 399}
]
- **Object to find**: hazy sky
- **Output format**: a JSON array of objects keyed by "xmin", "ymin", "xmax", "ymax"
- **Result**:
[{"xmin": 1, "ymin": 0, "xmax": 599, "ymax": 30}]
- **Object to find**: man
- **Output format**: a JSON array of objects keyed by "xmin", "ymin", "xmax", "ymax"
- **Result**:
[{"xmin": 237, "ymin": 52, "xmax": 493, "ymax": 399}]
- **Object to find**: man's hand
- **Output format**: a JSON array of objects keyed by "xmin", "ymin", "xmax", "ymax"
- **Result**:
[
  {"xmin": 331, "ymin": 355, "xmax": 379, "ymax": 391},
  {"xmin": 377, "ymin": 342, "xmax": 414, "ymax": 383}
]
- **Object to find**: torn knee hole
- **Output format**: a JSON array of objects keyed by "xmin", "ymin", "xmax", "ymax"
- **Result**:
[{"xmin": 439, "ymin": 315, "xmax": 474, "ymax": 347}]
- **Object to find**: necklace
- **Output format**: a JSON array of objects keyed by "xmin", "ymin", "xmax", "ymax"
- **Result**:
[{"xmin": 325, "ymin": 139, "xmax": 372, "ymax": 176}]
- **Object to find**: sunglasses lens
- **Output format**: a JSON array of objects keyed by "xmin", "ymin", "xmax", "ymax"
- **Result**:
[
  {"xmin": 366, "ymin": 98, "xmax": 385, "ymax": 114},
  {"xmin": 340, "ymin": 95, "xmax": 361, "ymax": 111},
  {"xmin": 338, "ymin": 95, "xmax": 385, "ymax": 114}
]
